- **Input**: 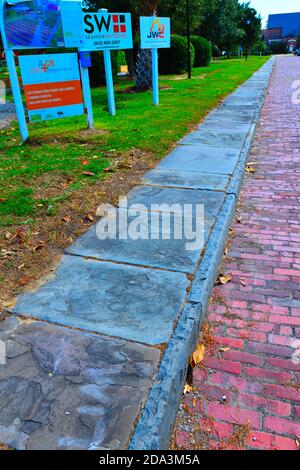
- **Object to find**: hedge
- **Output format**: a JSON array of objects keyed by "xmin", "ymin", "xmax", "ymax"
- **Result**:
[
  {"xmin": 190, "ymin": 36, "xmax": 212, "ymax": 67},
  {"xmin": 159, "ymin": 34, "xmax": 195, "ymax": 75}
]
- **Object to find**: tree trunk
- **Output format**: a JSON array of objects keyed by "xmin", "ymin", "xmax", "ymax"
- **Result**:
[
  {"xmin": 135, "ymin": 49, "xmax": 152, "ymax": 90},
  {"xmin": 135, "ymin": 1, "xmax": 160, "ymax": 90}
]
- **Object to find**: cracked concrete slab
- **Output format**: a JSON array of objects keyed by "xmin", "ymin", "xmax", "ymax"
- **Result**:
[
  {"xmin": 179, "ymin": 128, "xmax": 248, "ymax": 148},
  {"xmin": 0, "ymin": 316, "xmax": 160, "ymax": 450},
  {"xmin": 156, "ymin": 145, "xmax": 241, "ymax": 175},
  {"xmin": 66, "ymin": 209, "xmax": 211, "ymax": 274},
  {"xmin": 143, "ymin": 169, "xmax": 230, "ymax": 191},
  {"xmin": 11, "ymin": 255, "xmax": 189, "ymax": 345},
  {"xmin": 125, "ymin": 185, "xmax": 225, "ymax": 219}
]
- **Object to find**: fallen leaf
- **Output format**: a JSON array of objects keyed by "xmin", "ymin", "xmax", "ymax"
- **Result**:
[
  {"xmin": 1, "ymin": 249, "xmax": 15, "ymax": 258},
  {"xmin": 86, "ymin": 214, "xmax": 94, "ymax": 222},
  {"xmin": 18, "ymin": 276, "xmax": 31, "ymax": 286},
  {"xmin": 62, "ymin": 215, "xmax": 72, "ymax": 223},
  {"xmin": 219, "ymin": 346, "xmax": 230, "ymax": 352},
  {"xmin": 33, "ymin": 241, "xmax": 45, "ymax": 252},
  {"xmin": 183, "ymin": 384, "xmax": 194, "ymax": 395},
  {"xmin": 103, "ymin": 167, "xmax": 114, "ymax": 173},
  {"xmin": 81, "ymin": 159, "xmax": 89, "ymax": 166},
  {"xmin": 5, "ymin": 231, "xmax": 12, "ymax": 239},
  {"xmin": 0, "ymin": 198, "xmax": 6, "ymax": 203},
  {"xmin": 218, "ymin": 274, "xmax": 232, "ymax": 285},
  {"xmin": 3, "ymin": 299, "xmax": 16, "ymax": 308},
  {"xmin": 246, "ymin": 165, "xmax": 256, "ymax": 174},
  {"xmin": 192, "ymin": 344, "xmax": 205, "ymax": 365},
  {"xmin": 82, "ymin": 171, "xmax": 96, "ymax": 177},
  {"xmin": 240, "ymin": 279, "xmax": 247, "ymax": 287}
]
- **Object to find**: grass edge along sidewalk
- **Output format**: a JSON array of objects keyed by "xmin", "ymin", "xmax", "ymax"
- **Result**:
[{"xmin": 129, "ymin": 57, "xmax": 275, "ymax": 450}]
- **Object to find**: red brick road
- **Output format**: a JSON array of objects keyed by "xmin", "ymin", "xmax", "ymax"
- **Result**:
[{"xmin": 174, "ymin": 56, "xmax": 300, "ymax": 451}]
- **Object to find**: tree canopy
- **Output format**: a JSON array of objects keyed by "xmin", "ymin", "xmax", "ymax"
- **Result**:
[{"xmin": 83, "ymin": 0, "xmax": 262, "ymax": 53}]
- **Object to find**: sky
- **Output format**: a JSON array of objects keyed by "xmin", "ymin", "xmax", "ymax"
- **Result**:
[{"xmin": 242, "ymin": 0, "xmax": 300, "ymax": 27}]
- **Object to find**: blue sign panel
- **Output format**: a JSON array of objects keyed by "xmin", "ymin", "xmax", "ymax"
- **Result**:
[
  {"xmin": 81, "ymin": 12, "xmax": 133, "ymax": 51},
  {"xmin": 60, "ymin": 0, "xmax": 85, "ymax": 48},
  {"xmin": 140, "ymin": 16, "xmax": 171, "ymax": 49},
  {"xmin": 19, "ymin": 53, "xmax": 84, "ymax": 122}
]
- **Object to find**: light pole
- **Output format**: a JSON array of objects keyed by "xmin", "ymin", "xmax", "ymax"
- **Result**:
[
  {"xmin": 186, "ymin": 0, "xmax": 191, "ymax": 79},
  {"xmin": 245, "ymin": 19, "xmax": 251, "ymax": 61}
]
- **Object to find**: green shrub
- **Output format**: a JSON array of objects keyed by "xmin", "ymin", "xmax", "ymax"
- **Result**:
[
  {"xmin": 212, "ymin": 44, "xmax": 221, "ymax": 58},
  {"xmin": 159, "ymin": 34, "xmax": 195, "ymax": 75},
  {"xmin": 89, "ymin": 51, "xmax": 118, "ymax": 87},
  {"xmin": 190, "ymin": 36, "xmax": 211, "ymax": 66},
  {"xmin": 117, "ymin": 51, "xmax": 127, "ymax": 68}
]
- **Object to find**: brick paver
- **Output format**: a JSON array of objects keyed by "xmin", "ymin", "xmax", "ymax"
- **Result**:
[{"xmin": 173, "ymin": 56, "xmax": 300, "ymax": 450}]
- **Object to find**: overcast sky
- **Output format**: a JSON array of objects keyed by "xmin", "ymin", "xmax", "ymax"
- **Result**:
[{"xmin": 242, "ymin": 0, "xmax": 300, "ymax": 27}]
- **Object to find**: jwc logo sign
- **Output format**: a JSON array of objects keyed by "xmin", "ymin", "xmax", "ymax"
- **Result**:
[
  {"xmin": 140, "ymin": 16, "xmax": 170, "ymax": 49},
  {"xmin": 82, "ymin": 12, "xmax": 132, "ymax": 51},
  {"xmin": 147, "ymin": 18, "xmax": 165, "ymax": 39}
]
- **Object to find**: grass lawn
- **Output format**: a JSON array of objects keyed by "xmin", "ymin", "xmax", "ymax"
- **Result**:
[{"xmin": 0, "ymin": 56, "xmax": 268, "ymax": 306}]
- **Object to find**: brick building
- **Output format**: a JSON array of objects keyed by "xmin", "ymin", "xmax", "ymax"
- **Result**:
[{"xmin": 263, "ymin": 12, "xmax": 300, "ymax": 51}]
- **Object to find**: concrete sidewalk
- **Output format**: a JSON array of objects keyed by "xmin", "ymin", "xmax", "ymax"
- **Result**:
[
  {"xmin": 174, "ymin": 56, "xmax": 300, "ymax": 451},
  {"xmin": 1, "ymin": 58, "xmax": 274, "ymax": 450}
]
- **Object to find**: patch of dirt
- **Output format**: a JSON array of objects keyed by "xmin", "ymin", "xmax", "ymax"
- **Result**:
[
  {"xmin": 0, "ymin": 148, "xmax": 157, "ymax": 310},
  {"xmin": 27, "ymin": 127, "xmax": 109, "ymax": 146},
  {"xmin": 33, "ymin": 172, "xmax": 72, "ymax": 200}
]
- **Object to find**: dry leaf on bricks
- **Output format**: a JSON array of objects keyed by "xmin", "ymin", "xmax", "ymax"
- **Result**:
[
  {"xmin": 183, "ymin": 384, "xmax": 194, "ymax": 395},
  {"xmin": 192, "ymin": 344, "xmax": 205, "ymax": 365}
]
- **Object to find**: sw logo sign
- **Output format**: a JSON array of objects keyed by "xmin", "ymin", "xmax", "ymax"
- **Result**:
[
  {"xmin": 82, "ymin": 12, "xmax": 133, "ymax": 51},
  {"xmin": 84, "ymin": 13, "xmax": 127, "ymax": 35}
]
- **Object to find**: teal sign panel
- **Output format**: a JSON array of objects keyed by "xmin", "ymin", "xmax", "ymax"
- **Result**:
[
  {"xmin": 19, "ymin": 53, "xmax": 84, "ymax": 122},
  {"xmin": 140, "ymin": 16, "xmax": 171, "ymax": 49}
]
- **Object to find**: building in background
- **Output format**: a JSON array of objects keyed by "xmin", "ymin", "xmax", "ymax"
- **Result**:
[{"xmin": 263, "ymin": 12, "xmax": 300, "ymax": 51}]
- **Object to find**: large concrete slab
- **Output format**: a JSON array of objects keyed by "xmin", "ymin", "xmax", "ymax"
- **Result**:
[
  {"xmin": 199, "ymin": 119, "xmax": 252, "ymax": 133},
  {"xmin": 11, "ymin": 256, "xmax": 189, "ymax": 345},
  {"xmin": 156, "ymin": 145, "xmax": 241, "ymax": 175},
  {"xmin": 179, "ymin": 128, "xmax": 248, "ymax": 148},
  {"xmin": 0, "ymin": 316, "xmax": 160, "ymax": 450},
  {"xmin": 206, "ymin": 108, "xmax": 255, "ymax": 123},
  {"xmin": 125, "ymin": 185, "xmax": 225, "ymax": 219},
  {"xmin": 143, "ymin": 169, "xmax": 230, "ymax": 190},
  {"xmin": 222, "ymin": 95, "xmax": 261, "ymax": 106},
  {"xmin": 66, "ymin": 210, "xmax": 211, "ymax": 274}
]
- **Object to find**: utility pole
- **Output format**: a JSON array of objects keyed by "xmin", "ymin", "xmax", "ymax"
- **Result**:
[{"xmin": 186, "ymin": 0, "xmax": 191, "ymax": 79}]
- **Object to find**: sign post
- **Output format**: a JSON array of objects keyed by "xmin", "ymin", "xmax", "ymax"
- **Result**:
[
  {"xmin": 79, "ymin": 52, "xmax": 94, "ymax": 128},
  {"xmin": 0, "ymin": 1, "xmax": 28, "ymax": 142},
  {"xmin": 103, "ymin": 51, "xmax": 116, "ymax": 116},
  {"xmin": 151, "ymin": 48, "xmax": 159, "ymax": 106},
  {"xmin": 140, "ymin": 16, "xmax": 171, "ymax": 106}
]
